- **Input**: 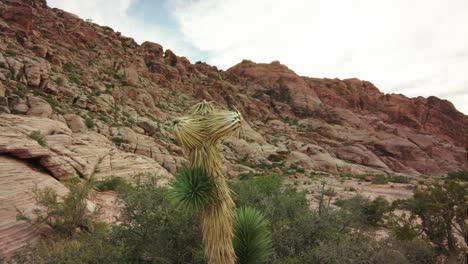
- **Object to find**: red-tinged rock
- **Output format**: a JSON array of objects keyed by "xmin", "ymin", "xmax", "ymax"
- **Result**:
[
  {"xmin": 226, "ymin": 60, "xmax": 322, "ymax": 117},
  {"xmin": 31, "ymin": 44, "xmax": 47, "ymax": 58},
  {"xmin": 142, "ymin": 41, "xmax": 163, "ymax": 57},
  {"xmin": 0, "ymin": 5, "xmax": 34, "ymax": 35},
  {"xmin": 164, "ymin": 49, "xmax": 177, "ymax": 66}
]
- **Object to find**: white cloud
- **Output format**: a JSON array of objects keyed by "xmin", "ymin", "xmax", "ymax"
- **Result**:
[
  {"xmin": 48, "ymin": 0, "xmax": 192, "ymax": 57},
  {"xmin": 173, "ymin": 0, "xmax": 468, "ymax": 114}
]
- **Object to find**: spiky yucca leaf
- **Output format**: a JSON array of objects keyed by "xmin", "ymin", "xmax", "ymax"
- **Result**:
[
  {"xmin": 190, "ymin": 99, "xmax": 215, "ymax": 115},
  {"xmin": 205, "ymin": 110, "xmax": 243, "ymax": 143},
  {"xmin": 233, "ymin": 207, "xmax": 273, "ymax": 264},
  {"xmin": 169, "ymin": 167, "xmax": 217, "ymax": 212},
  {"xmin": 172, "ymin": 117, "xmax": 206, "ymax": 151}
]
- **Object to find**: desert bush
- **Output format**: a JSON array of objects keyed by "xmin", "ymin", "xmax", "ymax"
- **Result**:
[
  {"xmin": 29, "ymin": 130, "xmax": 47, "ymax": 146},
  {"xmin": 94, "ymin": 176, "xmax": 129, "ymax": 191},
  {"xmin": 55, "ymin": 77, "xmax": 64, "ymax": 86},
  {"xmin": 7, "ymin": 230, "xmax": 124, "ymax": 264},
  {"xmin": 9, "ymin": 173, "xmax": 440, "ymax": 264},
  {"xmin": 62, "ymin": 62, "xmax": 74, "ymax": 73},
  {"xmin": 111, "ymin": 136, "xmax": 129, "ymax": 146},
  {"xmin": 397, "ymin": 180, "xmax": 467, "ymax": 254},
  {"xmin": 388, "ymin": 175, "xmax": 410, "ymax": 183},
  {"xmin": 84, "ymin": 116, "xmax": 95, "ymax": 128},
  {"xmin": 5, "ymin": 48, "xmax": 16, "ymax": 57},
  {"xmin": 16, "ymin": 178, "xmax": 97, "ymax": 238},
  {"xmin": 231, "ymin": 175, "xmax": 358, "ymax": 262},
  {"xmin": 335, "ymin": 195, "xmax": 390, "ymax": 226},
  {"xmin": 112, "ymin": 174, "xmax": 204, "ymax": 263},
  {"xmin": 371, "ymin": 174, "xmax": 388, "ymax": 184},
  {"xmin": 447, "ymin": 171, "xmax": 468, "ymax": 181},
  {"xmin": 391, "ymin": 239, "xmax": 436, "ymax": 264},
  {"xmin": 303, "ymin": 234, "xmax": 404, "ymax": 264}
]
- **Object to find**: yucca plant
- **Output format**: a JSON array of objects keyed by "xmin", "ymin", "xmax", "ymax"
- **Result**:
[
  {"xmin": 172, "ymin": 100, "xmax": 242, "ymax": 264},
  {"xmin": 233, "ymin": 207, "xmax": 273, "ymax": 264},
  {"xmin": 169, "ymin": 167, "xmax": 216, "ymax": 212}
]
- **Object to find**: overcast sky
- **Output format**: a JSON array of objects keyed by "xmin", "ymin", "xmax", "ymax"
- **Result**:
[{"xmin": 49, "ymin": 0, "xmax": 468, "ymax": 114}]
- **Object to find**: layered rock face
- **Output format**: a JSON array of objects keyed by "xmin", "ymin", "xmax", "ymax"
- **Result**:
[{"xmin": 0, "ymin": 0, "xmax": 467, "ymax": 255}]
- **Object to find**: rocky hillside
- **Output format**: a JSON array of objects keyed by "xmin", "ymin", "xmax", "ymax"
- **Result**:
[{"xmin": 0, "ymin": 0, "xmax": 466, "ymax": 255}]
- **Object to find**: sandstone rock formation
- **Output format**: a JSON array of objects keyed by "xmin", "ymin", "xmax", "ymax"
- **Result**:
[{"xmin": 0, "ymin": 0, "xmax": 466, "ymax": 256}]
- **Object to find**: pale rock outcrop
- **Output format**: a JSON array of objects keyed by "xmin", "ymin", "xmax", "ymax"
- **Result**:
[
  {"xmin": 0, "ymin": 83, "xmax": 5, "ymax": 97},
  {"xmin": 12, "ymin": 103, "xmax": 29, "ymax": 114},
  {"xmin": 63, "ymin": 114, "xmax": 87, "ymax": 133},
  {"xmin": 123, "ymin": 67, "xmax": 139, "ymax": 86},
  {"xmin": 137, "ymin": 116, "xmax": 158, "ymax": 136},
  {"xmin": 5, "ymin": 57, "xmax": 23, "ymax": 80},
  {"xmin": 0, "ymin": 96, "xmax": 9, "ymax": 113},
  {"xmin": 24, "ymin": 62, "xmax": 48, "ymax": 88},
  {"xmin": 0, "ymin": 114, "xmax": 171, "ymax": 180},
  {"xmin": 26, "ymin": 96, "xmax": 52, "ymax": 118},
  {"xmin": 94, "ymin": 93, "xmax": 115, "ymax": 112},
  {"xmin": 0, "ymin": 156, "xmax": 68, "ymax": 255},
  {"xmin": 285, "ymin": 150, "xmax": 339, "ymax": 174},
  {"xmin": 31, "ymin": 44, "xmax": 48, "ymax": 58}
]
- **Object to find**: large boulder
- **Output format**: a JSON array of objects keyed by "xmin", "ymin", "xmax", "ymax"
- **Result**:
[
  {"xmin": 63, "ymin": 114, "xmax": 87, "ymax": 133},
  {"xmin": 26, "ymin": 96, "xmax": 52, "ymax": 118},
  {"xmin": 24, "ymin": 62, "xmax": 48, "ymax": 87},
  {"xmin": 122, "ymin": 67, "xmax": 139, "ymax": 86}
]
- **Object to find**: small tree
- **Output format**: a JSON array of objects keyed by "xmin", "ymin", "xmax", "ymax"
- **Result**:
[
  {"xmin": 402, "ymin": 181, "xmax": 467, "ymax": 255},
  {"xmin": 335, "ymin": 195, "xmax": 390, "ymax": 227}
]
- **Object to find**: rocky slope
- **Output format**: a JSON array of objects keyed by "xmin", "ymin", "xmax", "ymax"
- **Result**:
[{"xmin": 0, "ymin": 0, "xmax": 467, "ymax": 254}]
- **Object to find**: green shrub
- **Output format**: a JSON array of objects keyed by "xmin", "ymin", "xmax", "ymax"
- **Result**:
[
  {"xmin": 231, "ymin": 175, "xmax": 354, "ymax": 262},
  {"xmin": 5, "ymin": 48, "xmax": 16, "ymax": 57},
  {"xmin": 9, "ymin": 66, "xmax": 16, "ymax": 80},
  {"xmin": 45, "ymin": 95, "xmax": 59, "ymax": 111},
  {"xmin": 398, "ymin": 181, "xmax": 468, "ymax": 254},
  {"xmin": 389, "ymin": 181, "xmax": 468, "ymax": 255},
  {"xmin": 389, "ymin": 175, "xmax": 410, "ymax": 183},
  {"xmin": 112, "ymin": 174, "xmax": 204, "ymax": 263},
  {"xmin": 14, "ymin": 82, "xmax": 27, "ymax": 97},
  {"xmin": 447, "ymin": 171, "xmax": 468, "ymax": 181},
  {"xmin": 62, "ymin": 62, "xmax": 74, "ymax": 73},
  {"xmin": 29, "ymin": 130, "xmax": 47, "ymax": 146},
  {"xmin": 95, "ymin": 176, "xmax": 129, "ymax": 191},
  {"xmin": 84, "ymin": 116, "xmax": 95, "ymax": 128},
  {"xmin": 55, "ymin": 77, "xmax": 64, "ymax": 86},
  {"xmin": 335, "ymin": 195, "xmax": 390, "ymax": 226},
  {"xmin": 371, "ymin": 174, "xmax": 388, "ymax": 184},
  {"xmin": 296, "ymin": 167, "xmax": 305, "ymax": 173},
  {"xmin": 304, "ymin": 234, "xmax": 399, "ymax": 264},
  {"xmin": 7, "ymin": 230, "xmax": 124, "ymax": 264},
  {"xmin": 16, "ymin": 178, "xmax": 97, "ymax": 238},
  {"xmin": 391, "ymin": 239, "xmax": 436, "ymax": 264},
  {"xmin": 8, "ymin": 172, "xmax": 440, "ymax": 264},
  {"xmin": 111, "ymin": 136, "xmax": 129, "ymax": 146}
]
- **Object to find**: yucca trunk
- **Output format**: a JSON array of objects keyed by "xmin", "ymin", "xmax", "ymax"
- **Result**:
[
  {"xmin": 191, "ymin": 142, "xmax": 236, "ymax": 264},
  {"xmin": 173, "ymin": 101, "xmax": 242, "ymax": 264}
]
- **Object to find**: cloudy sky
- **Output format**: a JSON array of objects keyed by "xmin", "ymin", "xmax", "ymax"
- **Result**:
[{"xmin": 49, "ymin": 0, "xmax": 468, "ymax": 114}]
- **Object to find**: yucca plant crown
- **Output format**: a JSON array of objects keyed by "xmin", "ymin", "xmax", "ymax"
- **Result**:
[{"xmin": 169, "ymin": 167, "xmax": 217, "ymax": 213}]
